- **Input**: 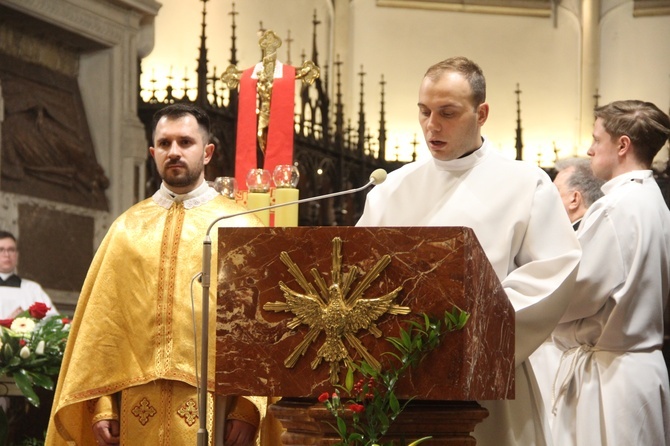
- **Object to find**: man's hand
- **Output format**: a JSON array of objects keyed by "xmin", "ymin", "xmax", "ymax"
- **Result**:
[
  {"xmin": 92, "ymin": 419, "xmax": 120, "ymax": 445},
  {"xmin": 224, "ymin": 419, "xmax": 256, "ymax": 446}
]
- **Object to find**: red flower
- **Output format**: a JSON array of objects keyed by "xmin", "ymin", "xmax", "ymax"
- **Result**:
[
  {"xmin": 318, "ymin": 392, "xmax": 330, "ymax": 403},
  {"xmin": 19, "ymin": 339, "xmax": 26, "ymax": 346},
  {"xmin": 348, "ymin": 403, "xmax": 365, "ymax": 413},
  {"xmin": 61, "ymin": 317, "xmax": 70, "ymax": 325},
  {"xmin": 0, "ymin": 319, "xmax": 13, "ymax": 328},
  {"xmin": 28, "ymin": 302, "xmax": 50, "ymax": 320}
]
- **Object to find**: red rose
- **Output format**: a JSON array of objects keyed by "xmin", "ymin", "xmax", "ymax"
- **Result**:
[
  {"xmin": 28, "ymin": 302, "xmax": 50, "ymax": 320},
  {"xmin": 317, "ymin": 392, "xmax": 330, "ymax": 403},
  {"xmin": 19, "ymin": 339, "xmax": 26, "ymax": 346},
  {"xmin": 348, "ymin": 403, "xmax": 365, "ymax": 413},
  {"xmin": 61, "ymin": 317, "xmax": 70, "ymax": 324},
  {"xmin": 0, "ymin": 319, "xmax": 13, "ymax": 328}
]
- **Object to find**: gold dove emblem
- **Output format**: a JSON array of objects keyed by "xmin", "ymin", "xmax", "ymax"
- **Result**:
[{"xmin": 263, "ymin": 237, "xmax": 410, "ymax": 384}]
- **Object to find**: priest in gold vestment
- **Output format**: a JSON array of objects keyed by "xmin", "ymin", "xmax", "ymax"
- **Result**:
[{"xmin": 46, "ymin": 104, "xmax": 263, "ymax": 446}]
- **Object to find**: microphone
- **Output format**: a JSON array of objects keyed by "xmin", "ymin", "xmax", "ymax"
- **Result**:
[{"xmin": 195, "ymin": 169, "xmax": 387, "ymax": 445}]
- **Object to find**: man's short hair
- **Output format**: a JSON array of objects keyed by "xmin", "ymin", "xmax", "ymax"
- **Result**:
[
  {"xmin": 594, "ymin": 100, "xmax": 670, "ymax": 166},
  {"xmin": 151, "ymin": 104, "xmax": 211, "ymax": 145},
  {"xmin": 424, "ymin": 56, "xmax": 486, "ymax": 107},
  {"xmin": 0, "ymin": 231, "xmax": 17, "ymax": 242},
  {"xmin": 555, "ymin": 158, "xmax": 604, "ymax": 207}
]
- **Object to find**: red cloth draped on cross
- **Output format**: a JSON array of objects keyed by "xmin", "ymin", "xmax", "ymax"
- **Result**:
[{"xmin": 235, "ymin": 62, "xmax": 296, "ymax": 190}]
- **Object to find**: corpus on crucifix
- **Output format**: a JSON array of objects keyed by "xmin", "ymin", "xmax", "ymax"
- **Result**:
[{"xmin": 221, "ymin": 30, "xmax": 319, "ymax": 194}]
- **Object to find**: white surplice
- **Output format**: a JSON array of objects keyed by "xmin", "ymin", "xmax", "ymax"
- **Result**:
[
  {"xmin": 0, "ymin": 275, "xmax": 57, "ymax": 318},
  {"xmin": 357, "ymin": 139, "xmax": 581, "ymax": 446},
  {"xmin": 551, "ymin": 170, "xmax": 670, "ymax": 446}
]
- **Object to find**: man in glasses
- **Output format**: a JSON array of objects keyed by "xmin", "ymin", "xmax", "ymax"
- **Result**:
[{"xmin": 0, "ymin": 230, "xmax": 56, "ymax": 319}]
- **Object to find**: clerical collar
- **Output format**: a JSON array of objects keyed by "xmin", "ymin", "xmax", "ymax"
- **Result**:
[
  {"xmin": 432, "ymin": 138, "xmax": 488, "ymax": 172},
  {"xmin": 0, "ymin": 272, "xmax": 21, "ymax": 288},
  {"xmin": 0, "ymin": 271, "xmax": 16, "ymax": 281},
  {"xmin": 601, "ymin": 170, "xmax": 652, "ymax": 195},
  {"xmin": 153, "ymin": 181, "xmax": 219, "ymax": 209}
]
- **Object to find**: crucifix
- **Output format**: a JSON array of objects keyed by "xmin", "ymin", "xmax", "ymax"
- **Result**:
[{"xmin": 222, "ymin": 30, "xmax": 319, "ymax": 189}]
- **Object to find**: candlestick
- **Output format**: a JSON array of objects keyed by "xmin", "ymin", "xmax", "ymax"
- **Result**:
[{"xmin": 214, "ymin": 176, "xmax": 237, "ymax": 200}]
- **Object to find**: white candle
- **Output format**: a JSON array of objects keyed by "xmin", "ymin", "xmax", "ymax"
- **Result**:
[
  {"xmin": 246, "ymin": 192, "xmax": 271, "ymax": 226},
  {"xmin": 273, "ymin": 188, "xmax": 299, "ymax": 227}
]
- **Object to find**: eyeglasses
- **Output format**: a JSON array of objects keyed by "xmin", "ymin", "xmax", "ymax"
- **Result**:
[{"xmin": 0, "ymin": 248, "xmax": 17, "ymax": 255}]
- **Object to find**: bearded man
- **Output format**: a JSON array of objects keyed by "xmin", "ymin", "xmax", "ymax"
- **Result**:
[{"xmin": 46, "ymin": 104, "xmax": 263, "ymax": 446}]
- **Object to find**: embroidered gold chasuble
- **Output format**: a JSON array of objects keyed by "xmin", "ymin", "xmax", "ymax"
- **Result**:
[{"xmin": 46, "ymin": 188, "xmax": 263, "ymax": 445}]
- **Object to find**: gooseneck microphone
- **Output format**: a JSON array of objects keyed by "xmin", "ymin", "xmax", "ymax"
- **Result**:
[{"xmin": 196, "ymin": 169, "xmax": 387, "ymax": 445}]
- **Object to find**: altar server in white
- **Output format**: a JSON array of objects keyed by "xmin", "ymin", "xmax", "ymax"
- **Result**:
[
  {"xmin": 0, "ymin": 230, "xmax": 57, "ymax": 318},
  {"xmin": 551, "ymin": 100, "xmax": 670, "ymax": 446},
  {"xmin": 357, "ymin": 56, "xmax": 581, "ymax": 446}
]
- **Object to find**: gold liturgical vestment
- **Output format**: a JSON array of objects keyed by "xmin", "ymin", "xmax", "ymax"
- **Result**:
[{"xmin": 46, "ymin": 185, "xmax": 263, "ymax": 445}]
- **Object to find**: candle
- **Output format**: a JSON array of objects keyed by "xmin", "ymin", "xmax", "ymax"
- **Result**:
[
  {"xmin": 273, "ymin": 187, "xmax": 299, "ymax": 227},
  {"xmin": 246, "ymin": 192, "xmax": 271, "ymax": 226}
]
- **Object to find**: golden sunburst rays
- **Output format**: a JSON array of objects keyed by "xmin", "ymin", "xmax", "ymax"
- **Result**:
[{"xmin": 262, "ymin": 237, "xmax": 410, "ymax": 384}]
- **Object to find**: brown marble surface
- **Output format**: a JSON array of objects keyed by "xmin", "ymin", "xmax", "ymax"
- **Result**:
[{"xmin": 216, "ymin": 227, "xmax": 514, "ymax": 401}]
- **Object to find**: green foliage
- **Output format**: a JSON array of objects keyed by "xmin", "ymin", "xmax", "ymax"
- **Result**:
[
  {"xmin": 0, "ymin": 313, "xmax": 70, "ymax": 407},
  {"xmin": 321, "ymin": 306, "xmax": 470, "ymax": 446}
]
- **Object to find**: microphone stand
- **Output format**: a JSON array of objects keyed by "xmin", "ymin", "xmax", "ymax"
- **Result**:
[{"xmin": 196, "ymin": 171, "xmax": 385, "ymax": 445}]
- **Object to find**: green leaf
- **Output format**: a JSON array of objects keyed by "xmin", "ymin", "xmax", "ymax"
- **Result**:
[
  {"xmin": 399, "ymin": 329, "xmax": 411, "ymax": 350},
  {"xmin": 27, "ymin": 372, "xmax": 54, "ymax": 390},
  {"xmin": 13, "ymin": 370, "xmax": 40, "ymax": 407},
  {"xmin": 3, "ymin": 343, "xmax": 13, "ymax": 361},
  {"xmin": 360, "ymin": 361, "xmax": 376, "ymax": 376},
  {"xmin": 336, "ymin": 416, "xmax": 348, "ymax": 436},
  {"xmin": 389, "ymin": 391, "xmax": 400, "ymax": 414},
  {"xmin": 345, "ymin": 367, "xmax": 354, "ymax": 393}
]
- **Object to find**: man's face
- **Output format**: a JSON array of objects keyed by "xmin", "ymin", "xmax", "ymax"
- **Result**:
[
  {"xmin": 587, "ymin": 118, "xmax": 620, "ymax": 182},
  {"xmin": 0, "ymin": 237, "xmax": 18, "ymax": 274},
  {"xmin": 149, "ymin": 114, "xmax": 214, "ymax": 194},
  {"xmin": 418, "ymin": 71, "xmax": 488, "ymax": 161}
]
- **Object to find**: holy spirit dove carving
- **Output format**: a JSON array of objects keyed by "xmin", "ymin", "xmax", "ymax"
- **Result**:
[{"xmin": 263, "ymin": 237, "xmax": 410, "ymax": 384}]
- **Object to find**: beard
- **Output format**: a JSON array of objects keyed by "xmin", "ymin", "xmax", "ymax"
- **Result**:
[{"xmin": 161, "ymin": 158, "xmax": 204, "ymax": 189}]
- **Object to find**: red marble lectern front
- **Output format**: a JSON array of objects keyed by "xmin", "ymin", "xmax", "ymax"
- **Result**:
[{"xmin": 216, "ymin": 227, "xmax": 514, "ymax": 445}]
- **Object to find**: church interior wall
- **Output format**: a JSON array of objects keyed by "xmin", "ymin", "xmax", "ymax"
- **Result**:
[
  {"xmin": 0, "ymin": 0, "xmax": 160, "ymax": 312},
  {"xmin": 599, "ymin": 2, "xmax": 670, "ymax": 113},
  {"xmin": 348, "ymin": 1, "xmax": 584, "ymax": 162}
]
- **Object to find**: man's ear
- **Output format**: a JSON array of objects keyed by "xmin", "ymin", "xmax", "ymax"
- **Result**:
[
  {"xmin": 568, "ymin": 190, "xmax": 582, "ymax": 211},
  {"xmin": 477, "ymin": 103, "xmax": 489, "ymax": 125},
  {"xmin": 204, "ymin": 143, "xmax": 215, "ymax": 165},
  {"xmin": 618, "ymin": 134, "xmax": 632, "ymax": 156}
]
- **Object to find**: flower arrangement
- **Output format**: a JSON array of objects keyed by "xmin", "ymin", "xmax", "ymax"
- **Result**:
[
  {"xmin": 319, "ymin": 306, "xmax": 470, "ymax": 446},
  {"xmin": 0, "ymin": 303, "xmax": 70, "ymax": 407}
]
